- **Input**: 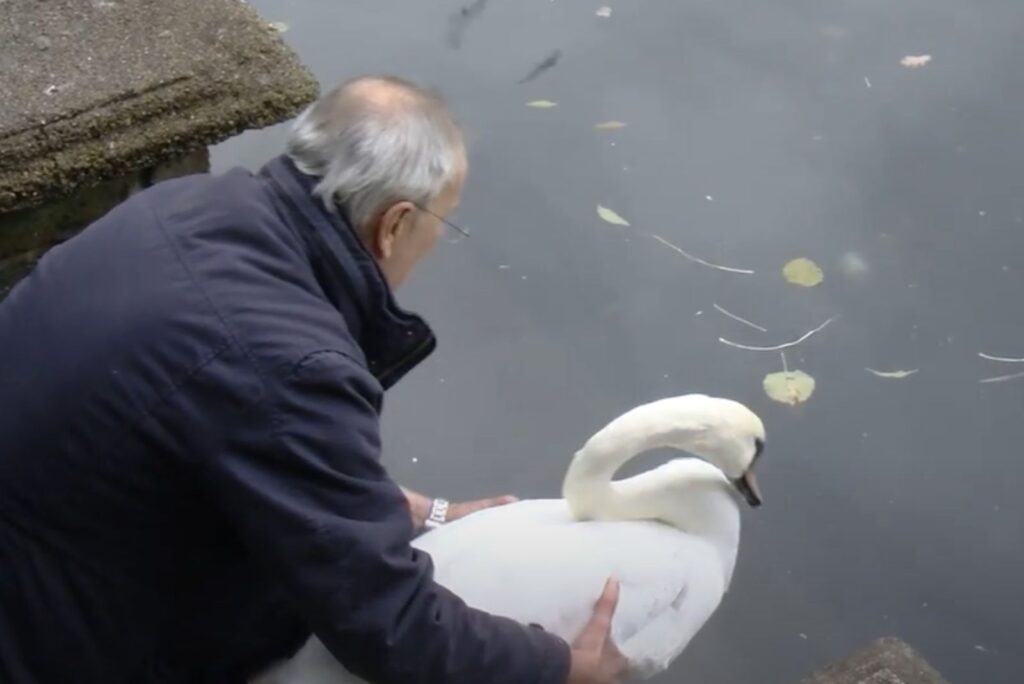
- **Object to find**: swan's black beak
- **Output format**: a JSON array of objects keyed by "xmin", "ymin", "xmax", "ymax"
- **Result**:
[
  {"xmin": 733, "ymin": 470, "xmax": 763, "ymax": 508},
  {"xmin": 733, "ymin": 437, "xmax": 765, "ymax": 507}
]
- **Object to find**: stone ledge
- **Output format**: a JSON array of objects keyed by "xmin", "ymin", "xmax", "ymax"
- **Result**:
[
  {"xmin": 801, "ymin": 638, "xmax": 951, "ymax": 684},
  {"xmin": 0, "ymin": 0, "xmax": 318, "ymax": 214}
]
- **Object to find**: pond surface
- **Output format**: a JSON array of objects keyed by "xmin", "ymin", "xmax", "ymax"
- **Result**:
[{"xmin": 212, "ymin": 1, "xmax": 1024, "ymax": 681}]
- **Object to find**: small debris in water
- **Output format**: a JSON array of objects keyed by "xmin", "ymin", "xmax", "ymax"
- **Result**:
[
  {"xmin": 978, "ymin": 352, "xmax": 1024, "ymax": 363},
  {"xmin": 979, "ymin": 370, "xmax": 1024, "ymax": 384},
  {"xmin": 597, "ymin": 205, "xmax": 631, "ymax": 226},
  {"xmin": 901, "ymin": 54, "xmax": 932, "ymax": 68},
  {"xmin": 412, "ymin": 457, "xmax": 419, "ymax": 463},
  {"xmin": 518, "ymin": 49, "xmax": 563, "ymax": 84},
  {"xmin": 865, "ymin": 368, "xmax": 918, "ymax": 379},
  {"xmin": 713, "ymin": 303, "xmax": 767, "ymax": 332},
  {"xmin": 763, "ymin": 369, "xmax": 816, "ymax": 406},
  {"xmin": 864, "ymin": 76, "xmax": 872, "ymax": 88},
  {"xmin": 267, "ymin": 21, "xmax": 289, "ymax": 32},
  {"xmin": 650, "ymin": 234, "xmax": 754, "ymax": 274},
  {"xmin": 783, "ymin": 257, "xmax": 824, "ymax": 287},
  {"xmin": 526, "ymin": 99, "xmax": 558, "ymax": 108},
  {"xmin": 33, "ymin": 36, "xmax": 52, "ymax": 50},
  {"xmin": 596, "ymin": 6, "xmax": 612, "ymax": 18},
  {"xmin": 705, "ymin": 195, "xmax": 714, "ymax": 201},
  {"xmin": 498, "ymin": 264, "xmax": 510, "ymax": 270},
  {"xmin": 799, "ymin": 633, "xmax": 808, "ymax": 640},
  {"xmin": 974, "ymin": 645, "xmax": 989, "ymax": 653},
  {"xmin": 720, "ymin": 317, "xmax": 834, "ymax": 353},
  {"xmin": 595, "ymin": 121, "xmax": 627, "ymax": 130}
]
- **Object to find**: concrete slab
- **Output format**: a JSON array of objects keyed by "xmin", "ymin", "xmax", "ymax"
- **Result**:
[
  {"xmin": 0, "ymin": 0, "xmax": 318, "ymax": 213},
  {"xmin": 801, "ymin": 638, "xmax": 951, "ymax": 684}
]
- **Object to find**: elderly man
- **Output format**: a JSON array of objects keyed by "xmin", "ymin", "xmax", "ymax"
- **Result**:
[{"xmin": 0, "ymin": 76, "xmax": 624, "ymax": 683}]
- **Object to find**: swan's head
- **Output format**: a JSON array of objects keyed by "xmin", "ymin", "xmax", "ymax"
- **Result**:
[
  {"xmin": 566, "ymin": 394, "xmax": 767, "ymax": 513},
  {"xmin": 668, "ymin": 395, "xmax": 766, "ymax": 508}
]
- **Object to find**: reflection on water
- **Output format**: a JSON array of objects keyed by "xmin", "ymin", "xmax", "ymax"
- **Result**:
[{"xmin": 214, "ymin": 1, "xmax": 1024, "ymax": 681}]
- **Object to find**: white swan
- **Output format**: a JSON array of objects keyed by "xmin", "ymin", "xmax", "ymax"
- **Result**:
[{"xmin": 254, "ymin": 393, "xmax": 765, "ymax": 683}]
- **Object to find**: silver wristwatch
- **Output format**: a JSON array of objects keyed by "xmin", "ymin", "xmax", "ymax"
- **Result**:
[{"xmin": 423, "ymin": 497, "xmax": 449, "ymax": 529}]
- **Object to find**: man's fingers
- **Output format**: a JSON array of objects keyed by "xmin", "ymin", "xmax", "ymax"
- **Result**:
[
  {"xmin": 574, "ymin": 577, "xmax": 621, "ymax": 651},
  {"xmin": 447, "ymin": 495, "xmax": 519, "ymax": 522}
]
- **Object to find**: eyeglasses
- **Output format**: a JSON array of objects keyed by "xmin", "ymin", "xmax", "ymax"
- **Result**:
[{"xmin": 412, "ymin": 203, "xmax": 471, "ymax": 243}]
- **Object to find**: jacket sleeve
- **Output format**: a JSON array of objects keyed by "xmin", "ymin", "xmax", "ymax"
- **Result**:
[{"xmin": 203, "ymin": 350, "xmax": 571, "ymax": 684}]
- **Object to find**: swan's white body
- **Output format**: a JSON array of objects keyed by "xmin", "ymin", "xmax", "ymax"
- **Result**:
[{"xmin": 254, "ymin": 395, "xmax": 763, "ymax": 684}]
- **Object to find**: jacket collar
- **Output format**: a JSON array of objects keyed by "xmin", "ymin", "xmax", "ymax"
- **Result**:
[{"xmin": 260, "ymin": 155, "xmax": 436, "ymax": 389}]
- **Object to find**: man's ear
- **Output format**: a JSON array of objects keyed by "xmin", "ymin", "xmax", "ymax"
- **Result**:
[{"xmin": 371, "ymin": 201, "xmax": 416, "ymax": 259}]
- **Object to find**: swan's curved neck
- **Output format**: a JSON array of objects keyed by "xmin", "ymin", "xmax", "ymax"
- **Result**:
[
  {"xmin": 563, "ymin": 398, "xmax": 713, "ymax": 514},
  {"xmin": 562, "ymin": 399, "xmax": 740, "ymax": 572}
]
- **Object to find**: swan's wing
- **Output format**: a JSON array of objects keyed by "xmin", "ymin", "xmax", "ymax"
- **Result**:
[
  {"xmin": 413, "ymin": 500, "xmax": 728, "ymax": 678},
  {"xmin": 253, "ymin": 500, "xmax": 731, "ymax": 683}
]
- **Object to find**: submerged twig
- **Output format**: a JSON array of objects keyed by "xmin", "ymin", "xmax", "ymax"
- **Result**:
[
  {"xmin": 978, "ymin": 352, "xmax": 1024, "ymax": 363},
  {"xmin": 713, "ymin": 303, "xmax": 767, "ymax": 332},
  {"xmin": 446, "ymin": 0, "xmax": 489, "ymax": 49},
  {"xmin": 719, "ymin": 317, "xmax": 835, "ymax": 352},
  {"xmin": 980, "ymin": 370, "xmax": 1024, "ymax": 384},
  {"xmin": 650, "ymin": 234, "xmax": 754, "ymax": 275},
  {"xmin": 517, "ymin": 49, "xmax": 563, "ymax": 84}
]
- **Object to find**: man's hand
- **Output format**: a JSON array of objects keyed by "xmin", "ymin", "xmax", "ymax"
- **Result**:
[
  {"xmin": 400, "ymin": 487, "xmax": 518, "ymax": 529},
  {"xmin": 568, "ymin": 578, "xmax": 627, "ymax": 684}
]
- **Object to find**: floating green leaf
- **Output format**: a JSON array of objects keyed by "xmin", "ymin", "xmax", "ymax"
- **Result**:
[
  {"xmin": 865, "ymin": 368, "xmax": 918, "ymax": 379},
  {"xmin": 763, "ymin": 370, "xmax": 816, "ymax": 405},
  {"xmin": 597, "ymin": 205, "xmax": 630, "ymax": 226},
  {"xmin": 594, "ymin": 121, "xmax": 627, "ymax": 130},
  {"xmin": 526, "ymin": 100, "xmax": 558, "ymax": 108},
  {"xmin": 783, "ymin": 257, "xmax": 824, "ymax": 287}
]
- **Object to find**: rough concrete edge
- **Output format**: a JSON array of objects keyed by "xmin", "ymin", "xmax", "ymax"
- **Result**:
[
  {"xmin": 1, "ymin": 72, "xmax": 317, "ymax": 213},
  {"xmin": 0, "ymin": 8, "xmax": 319, "ymax": 214},
  {"xmin": 801, "ymin": 637, "xmax": 951, "ymax": 684}
]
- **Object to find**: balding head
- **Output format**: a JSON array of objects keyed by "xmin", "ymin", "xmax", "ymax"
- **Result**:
[{"xmin": 285, "ymin": 75, "xmax": 467, "ymax": 234}]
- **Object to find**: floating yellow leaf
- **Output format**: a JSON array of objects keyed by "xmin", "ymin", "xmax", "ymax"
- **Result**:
[
  {"xmin": 597, "ymin": 205, "xmax": 630, "ymax": 226},
  {"xmin": 526, "ymin": 100, "xmax": 558, "ymax": 108},
  {"xmin": 900, "ymin": 54, "xmax": 932, "ymax": 68},
  {"xmin": 783, "ymin": 257, "xmax": 824, "ymax": 287},
  {"xmin": 865, "ymin": 368, "xmax": 918, "ymax": 379},
  {"xmin": 267, "ymin": 21, "xmax": 289, "ymax": 32},
  {"xmin": 763, "ymin": 370, "xmax": 815, "ymax": 405},
  {"xmin": 594, "ymin": 121, "xmax": 627, "ymax": 130}
]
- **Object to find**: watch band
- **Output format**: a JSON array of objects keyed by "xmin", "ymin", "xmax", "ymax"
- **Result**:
[{"xmin": 424, "ymin": 497, "xmax": 449, "ymax": 529}]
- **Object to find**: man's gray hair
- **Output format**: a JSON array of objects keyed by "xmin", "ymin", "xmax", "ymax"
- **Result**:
[{"xmin": 285, "ymin": 76, "xmax": 466, "ymax": 233}]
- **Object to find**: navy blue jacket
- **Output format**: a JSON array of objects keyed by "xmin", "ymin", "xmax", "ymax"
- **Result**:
[{"xmin": 0, "ymin": 156, "xmax": 570, "ymax": 684}]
